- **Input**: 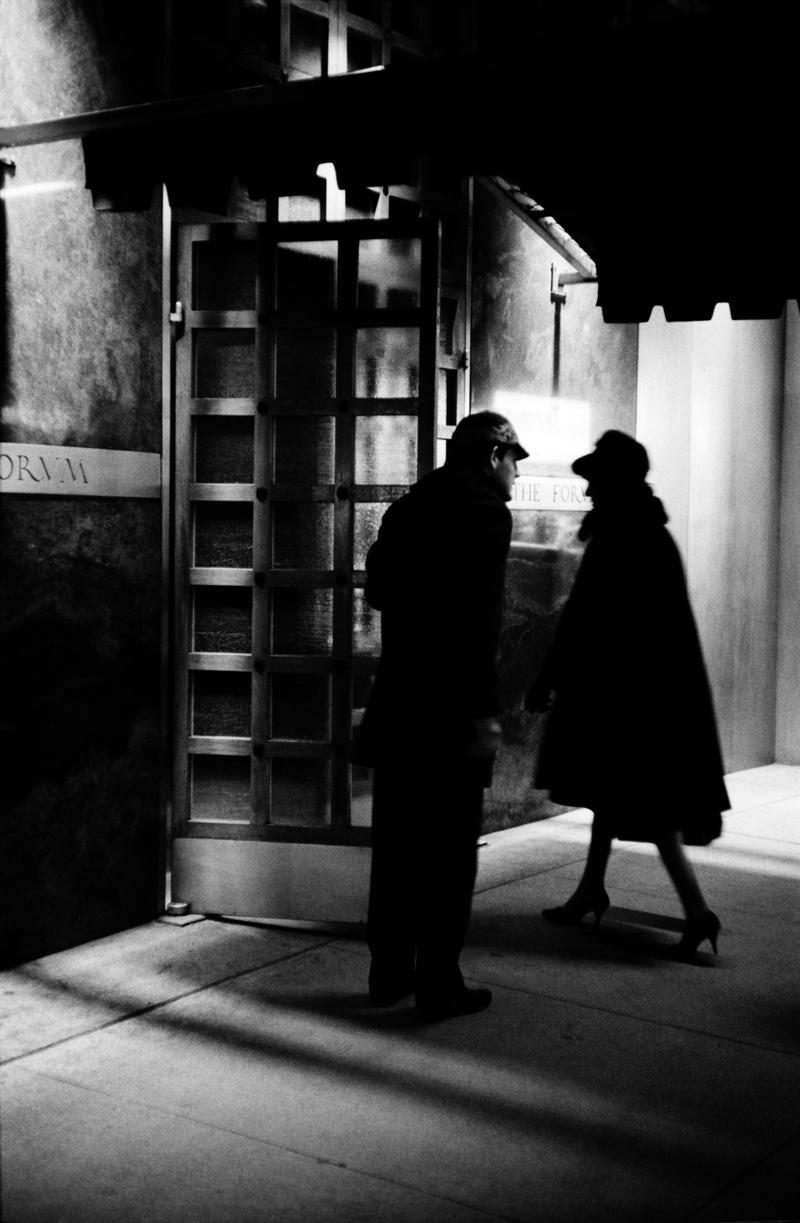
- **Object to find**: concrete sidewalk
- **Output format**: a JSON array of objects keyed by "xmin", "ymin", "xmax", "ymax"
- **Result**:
[{"xmin": 2, "ymin": 765, "xmax": 799, "ymax": 1223}]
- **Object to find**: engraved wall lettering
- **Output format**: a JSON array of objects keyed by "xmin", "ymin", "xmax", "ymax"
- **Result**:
[
  {"xmin": 510, "ymin": 475, "xmax": 589, "ymax": 512},
  {"xmin": 0, "ymin": 444, "xmax": 160, "ymax": 499},
  {"xmin": 18, "ymin": 454, "xmax": 41, "ymax": 481}
]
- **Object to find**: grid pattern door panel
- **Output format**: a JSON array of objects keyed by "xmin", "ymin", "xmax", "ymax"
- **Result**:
[{"xmin": 175, "ymin": 219, "xmax": 439, "ymax": 842}]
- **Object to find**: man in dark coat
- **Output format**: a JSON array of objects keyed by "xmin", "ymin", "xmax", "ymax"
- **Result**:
[
  {"xmin": 355, "ymin": 411, "xmax": 527, "ymax": 1021},
  {"xmin": 526, "ymin": 430, "xmax": 729, "ymax": 957}
]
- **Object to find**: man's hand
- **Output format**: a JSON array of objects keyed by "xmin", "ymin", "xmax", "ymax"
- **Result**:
[{"xmin": 470, "ymin": 717, "xmax": 503, "ymax": 759}]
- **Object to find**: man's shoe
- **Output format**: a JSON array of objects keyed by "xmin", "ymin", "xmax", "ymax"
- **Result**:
[
  {"xmin": 416, "ymin": 987, "xmax": 492, "ymax": 1023},
  {"xmin": 369, "ymin": 974, "xmax": 416, "ymax": 1007}
]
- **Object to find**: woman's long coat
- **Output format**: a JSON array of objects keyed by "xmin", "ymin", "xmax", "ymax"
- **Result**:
[{"xmin": 535, "ymin": 492, "xmax": 729, "ymax": 844}]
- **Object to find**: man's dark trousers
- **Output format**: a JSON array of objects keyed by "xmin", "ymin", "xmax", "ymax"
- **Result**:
[{"xmin": 367, "ymin": 761, "xmax": 485, "ymax": 1002}]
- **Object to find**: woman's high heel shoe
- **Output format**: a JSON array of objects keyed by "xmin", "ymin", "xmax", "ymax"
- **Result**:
[
  {"xmin": 542, "ymin": 887, "xmax": 610, "ymax": 927},
  {"xmin": 676, "ymin": 910, "xmax": 721, "ymax": 958}
]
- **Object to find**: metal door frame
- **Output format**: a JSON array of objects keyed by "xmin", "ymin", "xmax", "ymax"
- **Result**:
[{"xmin": 168, "ymin": 217, "xmax": 447, "ymax": 917}]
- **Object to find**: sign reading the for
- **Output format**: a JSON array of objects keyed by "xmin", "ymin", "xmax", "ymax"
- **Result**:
[
  {"xmin": 489, "ymin": 392, "xmax": 593, "ymax": 513},
  {"xmin": 510, "ymin": 476, "xmax": 590, "ymax": 512},
  {"xmin": 0, "ymin": 443, "xmax": 161, "ymax": 499}
]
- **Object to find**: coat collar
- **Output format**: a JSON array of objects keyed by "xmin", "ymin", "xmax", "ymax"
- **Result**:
[{"xmin": 579, "ymin": 484, "xmax": 668, "ymax": 541}]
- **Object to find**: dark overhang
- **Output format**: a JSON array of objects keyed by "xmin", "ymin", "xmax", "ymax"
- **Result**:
[{"xmin": 2, "ymin": 10, "xmax": 797, "ymax": 323}]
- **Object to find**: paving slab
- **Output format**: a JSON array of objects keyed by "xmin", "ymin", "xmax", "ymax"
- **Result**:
[
  {"xmin": 11, "ymin": 940, "xmax": 800, "ymax": 1223},
  {"xmin": 2, "ymin": 765, "xmax": 798, "ymax": 1223},
  {"xmin": 0, "ymin": 918, "xmax": 327, "ymax": 1062},
  {"xmin": 687, "ymin": 1130, "xmax": 800, "ymax": 1223},
  {"xmin": 724, "ymin": 795, "xmax": 800, "ymax": 845},
  {"xmin": 474, "ymin": 810, "xmax": 593, "ymax": 895},
  {"xmin": 1, "ymin": 1063, "xmax": 502, "ymax": 1223},
  {"xmin": 466, "ymin": 873, "xmax": 800, "ymax": 1057},
  {"xmin": 504, "ymin": 813, "xmax": 800, "ymax": 923},
  {"xmin": 724, "ymin": 765, "xmax": 800, "ymax": 808}
]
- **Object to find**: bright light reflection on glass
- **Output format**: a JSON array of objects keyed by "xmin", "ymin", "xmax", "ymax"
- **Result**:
[{"xmin": 492, "ymin": 391, "xmax": 592, "ymax": 475}]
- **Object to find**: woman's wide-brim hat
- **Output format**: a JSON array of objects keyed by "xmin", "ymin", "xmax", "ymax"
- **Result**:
[{"xmin": 572, "ymin": 430, "xmax": 649, "ymax": 483}]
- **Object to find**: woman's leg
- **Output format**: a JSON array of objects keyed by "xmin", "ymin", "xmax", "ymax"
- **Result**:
[
  {"xmin": 656, "ymin": 830, "xmax": 721, "ymax": 954},
  {"xmin": 542, "ymin": 812, "xmax": 613, "ymax": 924},
  {"xmin": 578, "ymin": 812, "xmax": 614, "ymax": 891},
  {"xmin": 655, "ymin": 830, "xmax": 708, "ymax": 920}
]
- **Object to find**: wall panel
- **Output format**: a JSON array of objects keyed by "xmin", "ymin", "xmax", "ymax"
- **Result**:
[
  {"xmin": 636, "ymin": 309, "xmax": 693, "ymax": 559},
  {"xmin": 638, "ymin": 308, "xmax": 785, "ymax": 775},
  {"xmin": 776, "ymin": 308, "xmax": 800, "ymax": 763},
  {"xmin": 688, "ymin": 311, "xmax": 782, "ymax": 772}
]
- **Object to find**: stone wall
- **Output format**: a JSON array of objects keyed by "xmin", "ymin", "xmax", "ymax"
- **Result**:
[{"xmin": 0, "ymin": 2, "xmax": 164, "ymax": 965}]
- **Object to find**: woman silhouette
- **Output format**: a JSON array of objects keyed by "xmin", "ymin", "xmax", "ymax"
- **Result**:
[{"xmin": 526, "ymin": 431, "xmax": 729, "ymax": 957}]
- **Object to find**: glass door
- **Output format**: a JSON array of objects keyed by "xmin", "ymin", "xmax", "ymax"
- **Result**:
[{"xmin": 171, "ymin": 219, "xmax": 441, "ymax": 921}]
